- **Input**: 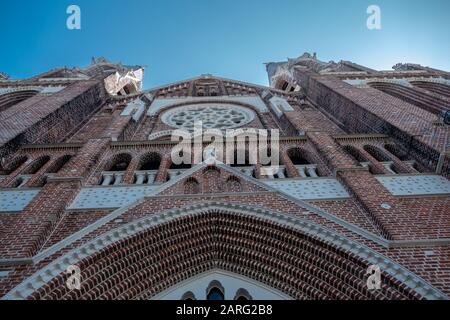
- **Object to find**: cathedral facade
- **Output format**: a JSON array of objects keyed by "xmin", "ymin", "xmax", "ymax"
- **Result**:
[{"xmin": 0, "ymin": 54, "xmax": 449, "ymax": 300}]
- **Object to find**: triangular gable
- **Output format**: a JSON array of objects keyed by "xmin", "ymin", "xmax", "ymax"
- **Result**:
[{"xmin": 149, "ymin": 160, "xmax": 277, "ymax": 197}]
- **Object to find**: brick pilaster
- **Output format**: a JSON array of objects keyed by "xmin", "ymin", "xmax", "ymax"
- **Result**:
[
  {"xmin": 155, "ymin": 156, "xmax": 171, "ymax": 183},
  {"xmin": 306, "ymin": 131, "xmax": 357, "ymax": 171}
]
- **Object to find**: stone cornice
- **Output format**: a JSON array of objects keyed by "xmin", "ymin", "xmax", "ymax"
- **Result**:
[
  {"xmin": 334, "ymin": 133, "xmax": 389, "ymax": 141},
  {"xmin": 333, "ymin": 71, "xmax": 443, "ymax": 80},
  {"xmin": 17, "ymin": 133, "xmax": 397, "ymax": 152},
  {"xmin": 21, "ymin": 143, "xmax": 83, "ymax": 152}
]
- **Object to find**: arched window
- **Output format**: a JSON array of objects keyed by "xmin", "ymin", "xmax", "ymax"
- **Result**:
[
  {"xmin": 410, "ymin": 81, "xmax": 450, "ymax": 99},
  {"xmin": 22, "ymin": 156, "xmax": 51, "ymax": 175},
  {"xmin": 363, "ymin": 145, "xmax": 391, "ymax": 162},
  {"xmin": 275, "ymin": 80, "xmax": 290, "ymax": 91},
  {"xmin": 384, "ymin": 144, "xmax": 410, "ymax": 161},
  {"xmin": 106, "ymin": 153, "xmax": 132, "ymax": 172},
  {"xmin": 0, "ymin": 90, "xmax": 40, "ymax": 113},
  {"xmin": 285, "ymin": 147, "xmax": 323, "ymax": 177},
  {"xmin": 208, "ymin": 288, "xmax": 225, "ymax": 300},
  {"xmin": 138, "ymin": 152, "xmax": 161, "ymax": 171},
  {"xmin": 342, "ymin": 145, "xmax": 367, "ymax": 164},
  {"xmin": 384, "ymin": 144, "xmax": 427, "ymax": 173},
  {"xmin": 206, "ymin": 281, "xmax": 225, "ymax": 301},
  {"xmin": 226, "ymin": 176, "xmax": 242, "ymax": 192},
  {"xmin": 287, "ymin": 148, "xmax": 310, "ymax": 165},
  {"xmin": 1, "ymin": 156, "xmax": 28, "ymax": 175},
  {"xmin": 368, "ymin": 82, "xmax": 445, "ymax": 114},
  {"xmin": 119, "ymin": 83, "xmax": 137, "ymax": 96},
  {"xmin": 184, "ymin": 178, "xmax": 200, "ymax": 194},
  {"xmin": 11, "ymin": 176, "xmax": 25, "ymax": 188},
  {"xmin": 363, "ymin": 145, "xmax": 404, "ymax": 174},
  {"xmin": 181, "ymin": 291, "xmax": 197, "ymax": 301},
  {"xmin": 203, "ymin": 166, "xmax": 222, "ymax": 193},
  {"xmin": 234, "ymin": 288, "xmax": 253, "ymax": 301},
  {"xmin": 45, "ymin": 155, "xmax": 73, "ymax": 174}
]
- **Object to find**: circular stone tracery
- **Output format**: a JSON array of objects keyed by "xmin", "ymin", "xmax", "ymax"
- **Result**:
[{"xmin": 161, "ymin": 104, "xmax": 255, "ymax": 130}]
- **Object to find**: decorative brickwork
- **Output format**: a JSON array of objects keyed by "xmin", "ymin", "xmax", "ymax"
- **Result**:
[{"xmin": 0, "ymin": 56, "xmax": 449, "ymax": 300}]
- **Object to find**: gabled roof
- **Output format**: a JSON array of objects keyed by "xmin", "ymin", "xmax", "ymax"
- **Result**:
[{"xmin": 141, "ymin": 74, "xmax": 291, "ymax": 95}]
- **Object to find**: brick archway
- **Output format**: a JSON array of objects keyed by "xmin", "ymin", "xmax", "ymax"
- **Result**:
[{"xmin": 4, "ymin": 202, "xmax": 436, "ymax": 300}]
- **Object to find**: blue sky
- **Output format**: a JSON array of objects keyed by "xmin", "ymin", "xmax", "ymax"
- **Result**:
[{"xmin": 1, "ymin": 0, "xmax": 449, "ymax": 89}]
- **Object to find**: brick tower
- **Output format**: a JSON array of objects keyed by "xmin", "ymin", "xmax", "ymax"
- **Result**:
[{"xmin": 0, "ymin": 54, "xmax": 449, "ymax": 300}]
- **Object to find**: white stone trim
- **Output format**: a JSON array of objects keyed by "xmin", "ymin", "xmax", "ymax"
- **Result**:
[
  {"xmin": 147, "ymin": 130, "xmax": 175, "ymax": 141},
  {"xmin": 148, "ymin": 128, "xmax": 269, "ymax": 141},
  {"xmin": 160, "ymin": 103, "xmax": 256, "ymax": 130},
  {"xmin": 151, "ymin": 269, "xmax": 292, "ymax": 300},
  {"xmin": 0, "ymin": 86, "xmax": 65, "ymax": 96},
  {"xmin": 344, "ymin": 77, "xmax": 450, "ymax": 88},
  {"xmin": 2, "ymin": 201, "xmax": 447, "ymax": 300},
  {"xmin": 120, "ymin": 98, "xmax": 146, "ymax": 121},
  {"xmin": 148, "ymin": 96, "xmax": 269, "ymax": 116},
  {"xmin": 141, "ymin": 75, "xmax": 283, "ymax": 97},
  {"xmin": 268, "ymin": 96, "xmax": 294, "ymax": 118}
]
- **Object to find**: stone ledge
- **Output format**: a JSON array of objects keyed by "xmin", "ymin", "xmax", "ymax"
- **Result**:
[{"xmin": 46, "ymin": 176, "xmax": 84, "ymax": 183}]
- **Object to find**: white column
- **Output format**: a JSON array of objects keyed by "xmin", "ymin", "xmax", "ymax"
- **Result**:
[
  {"xmin": 360, "ymin": 162, "xmax": 370, "ymax": 168},
  {"xmin": 113, "ymin": 173, "xmax": 123, "ymax": 185},
  {"xmin": 405, "ymin": 161, "xmax": 419, "ymax": 173},
  {"xmin": 306, "ymin": 166, "xmax": 318, "ymax": 178},
  {"xmin": 276, "ymin": 169, "xmax": 286, "ymax": 179},
  {"xmin": 147, "ymin": 172, "xmax": 156, "ymax": 184},
  {"xmin": 102, "ymin": 174, "xmax": 113, "ymax": 186},
  {"xmin": 18, "ymin": 176, "xmax": 30, "ymax": 188},
  {"xmin": 135, "ymin": 173, "xmax": 146, "ymax": 185},
  {"xmin": 267, "ymin": 172, "xmax": 275, "ymax": 179},
  {"xmin": 297, "ymin": 166, "xmax": 307, "ymax": 178},
  {"xmin": 382, "ymin": 162, "xmax": 396, "ymax": 174}
]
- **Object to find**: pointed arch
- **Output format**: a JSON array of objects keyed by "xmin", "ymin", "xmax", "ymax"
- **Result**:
[
  {"xmin": 181, "ymin": 291, "xmax": 196, "ymax": 301},
  {"xmin": 410, "ymin": 81, "xmax": 450, "ymax": 99},
  {"xmin": 45, "ymin": 155, "xmax": 73, "ymax": 174},
  {"xmin": 1, "ymin": 156, "xmax": 28, "ymax": 175},
  {"xmin": 4, "ymin": 202, "xmax": 444, "ymax": 300},
  {"xmin": 234, "ymin": 288, "xmax": 253, "ymax": 300},
  {"xmin": 138, "ymin": 152, "xmax": 161, "ymax": 171},
  {"xmin": 105, "ymin": 153, "xmax": 132, "ymax": 172},
  {"xmin": 368, "ymin": 82, "xmax": 446, "ymax": 114},
  {"xmin": 203, "ymin": 166, "xmax": 222, "ymax": 193},
  {"xmin": 342, "ymin": 145, "xmax": 367, "ymax": 164},
  {"xmin": 184, "ymin": 177, "xmax": 200, "ymax": 194},
  {"xmin": 287, "ymin": 147, "xmax": 310, "ymax": 165},
  {"xmin": 226, "ymin": 176, "xmax": 242, "ymax": 192},
  {"xmin": 22, "ymin": 156, "xmax": 51, "ymax": 175},
  {"xmin": 363, "ymin": 145, "xmax": 391, "ymax": 163},
  {"xmin": 0, "ymin": 89, "xmax": 40, "ymax": 112},
  {"xmin": 206, "ymin": 280, "xmax": 225, "ymax": 300}
]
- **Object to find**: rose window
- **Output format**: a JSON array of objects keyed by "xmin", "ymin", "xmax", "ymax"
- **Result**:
[{"xmin": 161, "ymin": 104, "xmax": 255, "ymax": 130}]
